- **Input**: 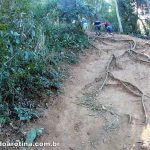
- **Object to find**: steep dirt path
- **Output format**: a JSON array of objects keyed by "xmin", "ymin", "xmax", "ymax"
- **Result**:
[{"xmin": 31, "ymin": 34, "xmax": 150, "ymax": 150}]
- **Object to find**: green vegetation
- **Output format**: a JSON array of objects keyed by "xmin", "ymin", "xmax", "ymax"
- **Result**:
[{"xmin": 0, "ymin": 0, "xmax": 93, "ymax": 127}]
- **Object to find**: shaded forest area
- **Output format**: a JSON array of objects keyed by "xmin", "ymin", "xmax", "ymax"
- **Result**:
[{"xmin": 0, "ymin": 0, "xmax": 150, "ymax": 144}]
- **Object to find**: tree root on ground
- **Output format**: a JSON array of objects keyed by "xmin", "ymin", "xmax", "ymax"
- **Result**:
[
  {"xmin": 99, "ymin": 51, "xmax": 148, "ymax": 124},
  {"xmin": 128, "ymin": 41, "xmax": 150, "ymax": 63},
  {"xmin": 96, "ymin": 38, "xmax": 148, "ymax": 123},
  {"xmin": 109, "ymin": 72, "xmax": 143, "ymax": 97},
  {"xmin": 110, "ymin": 73, "xmax": 148, "ymax": 124},
  {"xmin": 91, "ymin": 36, "xmax": 150, "ymax": 64},
  {"xmin": 100, "ymin": 71, "xmax": 148, "ymax": 124},
  {"xmin": 127, "ymin": 114, "xmax": 132, "ymax": 124},
  {"xmin": 141, "ymin": 94, "xmax": 148, "ymax": 124},
  {"xmin": 99, "ymin": 55, "xmax": 116, "ymax": 91},
  {"xmin": 98, "ymin": 36, "xmax": 150, "ymax": 64},
  {"xmin": 82, "ymin": 35, "xmax": 149, "ymax": 124},
  {"xmin": 94, "ymin": 36, "xmax": 136, "ymax": 44},
  {"xmin": 101, "ymin": 55, "xmax": 148, "ymax": 124},
  {"xmin": 128, "ymin": 50, "xmax": 150, "ymax": 64}
]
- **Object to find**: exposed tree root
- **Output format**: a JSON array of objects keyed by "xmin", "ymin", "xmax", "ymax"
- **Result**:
[
  {"xmin": 102, "ymin": 53, "xmax": 148, "ymax": 123},
  {"xmin": 97, "ymin": 37, "xmax": 148, "ymax": 123},
  {"xmin": 95, "ymin": 36, "xmax": 136, "ymax": 44},
  {"xmin": 99, "ymin": 72, "xmax": 109, "ymax": 91},
  {"xmin": 128, "ymin": 50, "xmax": 150, "ymax": 64},
  {"xmin": 110, "ymin": 73, "xmax": 148, "ymax": 123},
  {"xmin": 100, "ymin": 64, "xmax": 148, "ymax": 124},
  {"xmin": 84, "ymin": 35, "xmax": 149, "ymax": 124},
  {"xmin": 100, "ymin": 54, "xmax": 116, "ymax": 91},
  {"xmin": 102, "ymin": 37, "xmax": 150, "ymax": 64},
  {"xmin": 109, "ymin": 72, "xmax": 142, "ymax": 97},
  {"xmin": 128, "ymin": 41, "xmax": 150, "ymax": 62},
  {"xmin": 127, "ymin": 114, "xmax": 132, "ymax": 124},
  {"xmin": 94, "ymin": 36, "xmax": 150, "ymax": 64},
  {"xmin": 141, "ymin": 94, "xmax": 148, "ymax": 124},
  {"xmin": 129, "ymin": 39, "xmax": 136, "ymax": 50}
]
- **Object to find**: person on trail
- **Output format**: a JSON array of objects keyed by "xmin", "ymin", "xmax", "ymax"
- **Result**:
[
  {"xmin": 101, "ymin": 22, "xmax": 113, "ymax": 34},
  {"xmin": 94, "ymin": 18, "xmax": 101, "ymax": 36},
  {"xmin": 81, "ymin": 17, "xmax": 88, "ymax": 30}
]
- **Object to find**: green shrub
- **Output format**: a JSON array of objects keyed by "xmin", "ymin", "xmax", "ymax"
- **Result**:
[{"xmin": 0, "ymin": 0, "xmax": 91, "ymax": 127}]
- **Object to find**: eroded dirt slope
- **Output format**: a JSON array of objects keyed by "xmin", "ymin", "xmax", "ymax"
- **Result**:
[{"xmin": 31, "ymin": 34, "xmax": 150, "ymax": 150}]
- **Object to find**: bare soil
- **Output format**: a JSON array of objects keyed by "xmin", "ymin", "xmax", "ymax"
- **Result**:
[{"xmin": 30, "ymin": 34, "xmax": 150, "ymax": 150}]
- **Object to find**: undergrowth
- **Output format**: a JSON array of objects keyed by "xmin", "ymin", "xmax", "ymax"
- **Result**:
[{"xmin": 0, "ymin": 0, "xmax": 92, "ymax": 129}]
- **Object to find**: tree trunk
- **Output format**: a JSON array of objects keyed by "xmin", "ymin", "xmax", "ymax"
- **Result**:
[
  {"xmin": 114, "ymin": 0, "xmax": 123, "ymax": 33},
  {"xmin": 146, "ymin": 0, "xmax": 150, "ymax": 14}
]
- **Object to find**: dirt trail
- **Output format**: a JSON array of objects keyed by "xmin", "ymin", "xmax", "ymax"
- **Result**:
[{"xmin": 31, "ymin": 34, "xmax": 150, "ymax": 150}]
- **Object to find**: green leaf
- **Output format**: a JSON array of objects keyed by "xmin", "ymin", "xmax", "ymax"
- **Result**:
[
  {"xmin": 0, "ymin": 116, "xmax": 7, "ymax": 126},
  {"xmin": 14, "ymin": 107, "xmax": 39, "ymax": 121},
  {"xmin": 15, "ymin": 38, "xmax": 20, "ymax": 44},
  {"xmin": 13, "ymin": 32, "xmax": 20, "ymax": 37},
  {"xmin": 32, "ymin": 30, "xmax": 36, "ymax": 37},
  {"xmin": 25, "ymin": 128, "xmax": 37, "ymax": 144},
  {"xmin": 36, "ymin": 128, "xmax": 45, "ymax": 136},
  {"xmin": 25, "ymin": 128, "xmax": 44, "ymax": 145}
]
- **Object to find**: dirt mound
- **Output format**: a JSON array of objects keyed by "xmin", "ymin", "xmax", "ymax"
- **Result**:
[{"xmin": 31, "ymin": 34, "xmax": 150, "ymax": 150}]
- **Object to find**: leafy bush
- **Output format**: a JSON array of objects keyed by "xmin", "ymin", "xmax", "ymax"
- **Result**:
[{"xmin": 0, "ymin": 0, "xmax": 91, "ymax": 127}]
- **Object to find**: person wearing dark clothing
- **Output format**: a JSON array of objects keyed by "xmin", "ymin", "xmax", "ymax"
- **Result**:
[{"xmin": 94, "ymin": 18, "xmax": 101, "ymax": 35}]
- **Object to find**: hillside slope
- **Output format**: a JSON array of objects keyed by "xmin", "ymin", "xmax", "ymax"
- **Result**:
[{"xmin": 31, "ymin": 34, "xmax": 150, "ymax": 150}]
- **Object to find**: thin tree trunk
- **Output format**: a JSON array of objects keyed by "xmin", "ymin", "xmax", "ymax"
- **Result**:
[
  {"xmin": 146, "ymin": 0, "xmax": 150, "ymax": 14},
  {"xmin": 114, "ymin": 0, "xmax": 123, "ymax": 33}
]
